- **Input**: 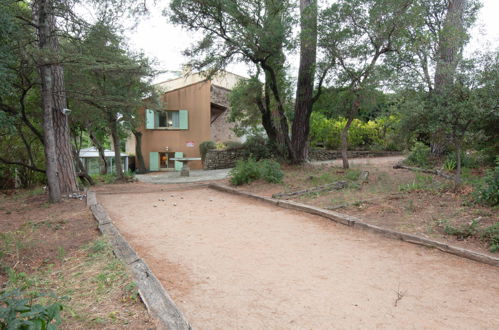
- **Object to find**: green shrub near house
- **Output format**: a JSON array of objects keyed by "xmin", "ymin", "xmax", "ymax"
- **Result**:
[{"xmin": 230, "ymin": 159, "xmax": 283, "ymax": 186}]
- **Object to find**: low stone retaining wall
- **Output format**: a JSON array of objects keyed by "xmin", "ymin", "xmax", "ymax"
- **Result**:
[
  {"xmin": 204, "ymin": 148, "xmax": 402, "ymax": 169},
  {"xmin": 309, "ymin": 149, "xmax": 402, "ymax": 161},
  {"xmin": 204, "ymin": 148, "xmax": 245, "ymax": 170}
]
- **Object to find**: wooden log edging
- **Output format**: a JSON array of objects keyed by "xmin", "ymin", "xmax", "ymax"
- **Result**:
[
  {"xmin": 393, "ymin": 163, "xmax": 455, "ymax": 180},
  {"xmin": 272, "ymin": 181, "xmax": 347, "ymax": 199},
  {"xmin": 208, "ymin": 184, "xmax": 499, "ymax": 267},
  {"xmin": 86, "ymin": 191, "xmax": 192, "ymax": 330}
]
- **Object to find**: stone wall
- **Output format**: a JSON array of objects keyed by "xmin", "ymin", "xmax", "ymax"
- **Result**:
[
  {"xmin": 203, "ymin": 148, "xmax": 402, "ymax": 170},
  {"xmin": 204, "ymin": 148, "xmax": 246, "ymax": 170}
]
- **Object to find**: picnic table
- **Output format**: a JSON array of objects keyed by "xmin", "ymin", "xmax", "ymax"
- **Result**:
[{"xmin": 170, "ymin": 157, "xmax": 202, "ymax": 177}]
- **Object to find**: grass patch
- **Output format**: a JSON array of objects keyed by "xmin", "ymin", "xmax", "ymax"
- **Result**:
[{"xmin": 2, "ymin": 238, "xmax": 146, "ymax": 328}]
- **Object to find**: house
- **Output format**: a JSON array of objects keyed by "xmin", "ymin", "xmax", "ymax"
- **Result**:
[
  {"xmin": 79, "ymin": 147, "xmax": 129, "ymax": 174},
  {"xmin": 125, "ymin": 70, "xmax": 245, "ymax": 171}
]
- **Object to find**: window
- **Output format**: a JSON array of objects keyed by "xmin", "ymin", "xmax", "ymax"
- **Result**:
[
  {"xmin": 157, "ymin": 111, "xmax": 180, "ymax": 128},
  {"xmin": 145, "ymin": 109, "xmax": 188, "ymax": 130}
]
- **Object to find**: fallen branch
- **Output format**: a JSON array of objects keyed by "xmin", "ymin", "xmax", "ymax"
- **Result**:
[
  {"xmin": 393, "ymin": 163, "xmax": 454, "ymax": 180},
  {"xmin": 272, "ymin": 181, "xmax": 348, "ymax": 199}
]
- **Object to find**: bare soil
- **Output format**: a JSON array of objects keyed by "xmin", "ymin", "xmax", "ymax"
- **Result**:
[
  {"xmin": 233, "ymin": 157, "xmax": 498, "ymax": 256},
  {"xmin": 0, "ymin": 190, "xmax": 153, "ymax": 329},
  {"xmin": 99, "ymin": 186, "xmax": 499, "ymax": 329}
]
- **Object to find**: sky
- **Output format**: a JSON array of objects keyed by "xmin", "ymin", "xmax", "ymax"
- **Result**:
[{"xmin": 123, "ymin": 0, "xmax": 499, "ymax": 84}]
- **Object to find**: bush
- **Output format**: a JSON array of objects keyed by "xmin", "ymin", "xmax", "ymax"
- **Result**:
[
  {"xmin": 229, "ymin": 159, "xmax": 283, "ymax": 186},
  {"xmin": 259, "ymin": 159, "xmax": 284, "ymax": 183},
  {"xmin": 443, "ymin": 219, "xmax": 479, "ymax": 240},
  {"xmin": 405, "ymin": 142, "xmax": 430, "ymax": 168},
  {"xmin": 481, "ymin": 223, "xmax": 499, "ymax": 253},
  {"xmin": 0, "ymin": 289, "xmax": 63, "ymax": 329},
  {"xmin": 223, "ymin": 141, "xmax": 243, "ymax": 150},
  {"xmin": 309, "ymin": 113, "xmax": 402, "ymax": 151},
  {"xmin": 472, "ymin": 158, "xmax": 499, "ymax": 206},
  {"xmin": 242, "ymin": 135, "xmax": 272, "ymax": 160},
  {"xmin": 199, "ymin": 141, "xmax": 216, "ymax": 162}
]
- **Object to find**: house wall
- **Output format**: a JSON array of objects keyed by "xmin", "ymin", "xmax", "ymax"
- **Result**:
[
  {"xmin": 139, "ymin": 81, "xmax": 212, "ymax": 170},
  {"xmin": 156, "ymin": 71, "xmax": 244, "ymax": 93},
  {"xmin": 210, "ymin": 85, "xmax": 240, "ymax": 142}
]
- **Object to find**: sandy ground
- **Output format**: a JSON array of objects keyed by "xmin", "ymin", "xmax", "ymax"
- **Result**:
[{"xmin": 98, "ymin": 187, "xmax": 499, "ymax": 329}]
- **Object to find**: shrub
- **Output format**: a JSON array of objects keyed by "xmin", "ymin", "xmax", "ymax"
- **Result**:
[
  {"xmin": 445, "ymin": 151, "xmax": 479, "ymax": 169},
  {"xmin": 242, "ymin": 135, "xmax": 272, "ymax": 160},
  {"xmin": 443, "ymin": 219, "xmax": 479, "ymax": 240},
  {"xmin": 472, "ymin": 158, "xmax": 499, "ymax": 206},
  {"xmin": 0, "ymin": 289, "xmax": 63, "ymax": 329},
  {"xmin": 481, "ymin": 223, "xmax": 499, "ymax": 253},
  {"xmin": 229, "ymin": 159, "xmax": 283, "ymax": 186},
  {"xmin": 229, "ymin": 159, "xmax": 262, "ymax": 186},
  {"xmin": 309, "ymin": 113, "xmax": 402, "ymax": 151},
  {"xmin": 259, "ymin": 159, "xmax": 284, "ymax": 183},
  {"xmin": 199, "ymin": 141, "xmax": 216, "ymax": 162},
  {"xmin": 224, "ymin": 141, "xmax": 243, "ymax": 150},
  {"xmin": 405, "ymin": 142, "xmax": 430, "ymax": 168},
  {"xmin": 215, "ymin": 141, "xmax": 226, "ymax": 150}
]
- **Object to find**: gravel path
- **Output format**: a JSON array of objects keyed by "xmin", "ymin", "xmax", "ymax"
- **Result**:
[{"xmin": 99, "ymin": 186, "xmax": 499, "ymax": 329}]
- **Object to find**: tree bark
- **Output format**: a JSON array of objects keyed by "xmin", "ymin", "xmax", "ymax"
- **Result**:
[
  {"xmin": 88, "ymin": 129, "xmax": 108, "ymax": 174},
  {"xmin": 133, "ymin": 130, "xmax": 147, "ymax": 173},
  {"xmin": 109, "ymin": 116, "xmax": 124, "ymax": 179},
  {"xmin": 32, "ymin": 0, "xmax": 77, "ymax": 201},
  {"xmin": 432, "ymin": 0, "xmax": 467, "ymax": 155},
  {"xmin": 72, "ymin": 148, "xmax": 94, "ymax": 186},
  {"xmin": 291, "ymin": 0, "xmax": 318, "ymax": 164},
  {"xmin": 340, "ymin": 115, "xmax": 355, "ymax": 169},
  {"xmin": 434, "ymin": 0, "xmax": 466, "ymax": 92}
]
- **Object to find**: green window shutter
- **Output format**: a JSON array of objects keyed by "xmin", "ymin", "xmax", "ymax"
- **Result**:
[
  {"xmin": 145, "ymin": 109, "xmax": 155, "ymax": 129},
  {"xmin": 174, "ymin": 152, "xmax": 183, "ymax": 171},
  {"xmin": 179, "ymin": 110, "xmax": 188, "ymax": 130},
  {"xmin": 149, "ymin": 152, "xmax": 159, "ymax": 171}
]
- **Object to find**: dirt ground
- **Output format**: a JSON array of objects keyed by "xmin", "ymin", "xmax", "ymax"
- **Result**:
[
  {"xmin": 235, "ymin": 156, "xmax": 498, "ymax": 256},
  {"xmin": 0, "ymin": 190, "xmax": 153, "ymax": 329},
  {"xmin": 99, "ymin": 186, "xmax": 499, "ymax": 329}
]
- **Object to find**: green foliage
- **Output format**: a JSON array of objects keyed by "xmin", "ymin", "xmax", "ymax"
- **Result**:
[
  {"xmin": 399, "ymin": 174, "xmax": 434, "ymax": 192},
  {"xmin": 0, "ymin": 289, "xmax": 63, "ymax": 330},
  {"xmin": 444, "ymin": 219, "xmax": 479, "ymax": 240},
  {"xmin": 481, "ymin": 223, "xmax": 499, "ymax": 253},
  {"xmin": 223, "ymin": 141, "xmax": 243, "ymax": 150},
  {"xmin": 345, "ymin": 169, "xmax": 361, "ymax": 181},
  {"xmin": 229, "ymin": 159, "xmax": 261, "ymax": 186},
  {"xmin": 241, "ymin": 136, "xmax": 273, "ymax": 161},
  {"xmin": 405, "ymin": 142, "xmax": 430, "ymax": 168},
  {"xmin": 443, "ymin": 158, "xmax": 457, "ymax": 172},
  {"xmin": 199, "ymin": 141, "xmax": 216, "ymax": 162},
  {"xmin": 472, "ymin": 159, "xmax": 499, "ymax": 206},
  {"xmin": 90, "ymin": 171, "xmax": 134, "ymax": 184},
  {"xmin": 310, "ymin": 113, "xmax": 401, "ymax": 150},
  {"xmin": 259, "ymin": 159, "xmax": 284, "ymax": 184},
  {"xmin": 229, "ymin": 159, "xmax": 283, "ymax": 186}
]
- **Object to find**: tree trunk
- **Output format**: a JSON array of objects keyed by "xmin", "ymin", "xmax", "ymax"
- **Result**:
[
  {"xmin": 432, "ymin": 0, "xmax": 466, "ymax": 155},
  {"xmin": 72, "ymin": 148, "xmax": 94, "ymax": 186},
  {"xmin": 32, "ymin": 0, "xmax": 77, "ymax": 202},
  {"xmin": 291, "ymin": 0, "xmax": 318, "ymax": 164},
  {"xmin": 340, "ymin": 115, "xmax": 355, "ymax": 169},
  {"xmin": 261, "ymin": 66, "xmax": 292, "ymax": 159},
  {"xmin": 133, "ymin": 130, "xmax": 147, "ymax": 173},
  {"xmin": 88, "ymin": 129, "xmax": 108, "ymax": 174},
  {"xmin": 109, "ymin": 116, "xmax": 124, "ymax": 179},
  {"xmin": 455, "ymin": 140, "xmax": 462, "ymax": 187},
  {"xmin": 434, "ymin": 0, "xmax": 466, "ymax": 92}
]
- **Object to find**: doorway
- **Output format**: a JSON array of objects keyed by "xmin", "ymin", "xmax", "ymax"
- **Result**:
[{"xmin": 159, "ymin": 152, "xmax": 175, "ymax": 170}]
